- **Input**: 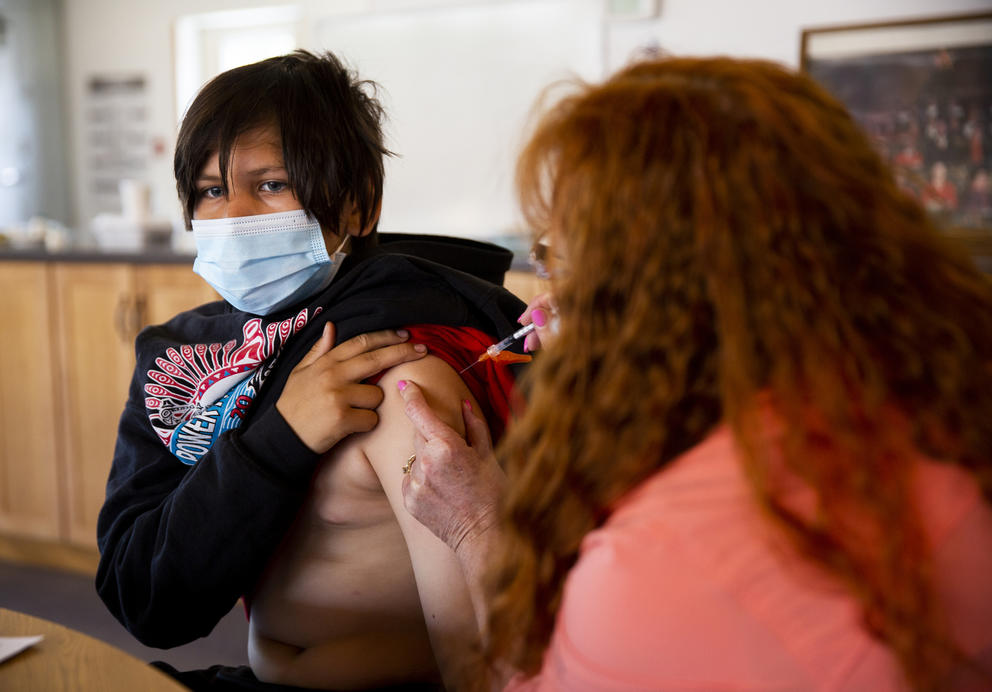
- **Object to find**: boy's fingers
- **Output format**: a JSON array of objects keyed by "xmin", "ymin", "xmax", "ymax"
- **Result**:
[
  {"xmin": 298, "ymin": 322, "xmax": 335, "ymax": 368},
  {"xmin": 338, "ymin": 342, "xmax": 428, "ymax": 381},
  {"xmin": 346, "ymin": 383, "xmax": 386, "ymax": 411},
  {"xmin": 332, "ymin": 328, "xmax": 413, "ymax": 361},
  {"xmin": 344, "ymin": 408, "xmax": 379, "ymax": 435}
]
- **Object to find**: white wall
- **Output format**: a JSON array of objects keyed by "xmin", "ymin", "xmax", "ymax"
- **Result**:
[
  {"xmin": 313, "ymin": 1, "xmax": 603, "ymax": 238},
  {"xmin": 60, "ymin": 0, "xmax": 992, "ymax": 240}
]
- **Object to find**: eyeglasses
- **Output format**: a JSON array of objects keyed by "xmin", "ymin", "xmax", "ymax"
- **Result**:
[
  {"xmin": 529, "ymin": 239, "xmax": 570, "ymax": 280},
  {"xmin": 528, "ymin": 240, "xmax": 552, "ymax": 280}
]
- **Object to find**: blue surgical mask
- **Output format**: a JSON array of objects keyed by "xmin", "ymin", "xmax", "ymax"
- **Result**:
[{"xmin": 192, "ymin": 209, "xmax": 348, "ymax": 315}]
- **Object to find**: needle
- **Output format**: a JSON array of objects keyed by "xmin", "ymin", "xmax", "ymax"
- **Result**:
[{"xmin": 459, "ymin": 323, "xmax": 536, "ymax": 374}]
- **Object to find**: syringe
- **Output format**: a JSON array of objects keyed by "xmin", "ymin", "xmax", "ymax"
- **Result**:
[
  {"xmin": 486, "ymin": 322, "xmax": 536, "ymax": 358},
  {"xmin": 459, "ymin": 322, "xmax": 537, "ymax": 373}
]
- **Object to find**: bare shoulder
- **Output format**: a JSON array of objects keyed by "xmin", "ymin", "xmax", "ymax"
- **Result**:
[
  {"xmin": 368, "ymin": 355, "xmax": 481, "ymax": 447},
  {"xmin": 358, "ymin": 353, "xmax": 486, "ymax": 524}
]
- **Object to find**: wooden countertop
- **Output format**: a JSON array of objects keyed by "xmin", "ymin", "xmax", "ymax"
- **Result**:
[{"xmin": 0, "ymin": 246, "xmax": 196, "ymax": 265}]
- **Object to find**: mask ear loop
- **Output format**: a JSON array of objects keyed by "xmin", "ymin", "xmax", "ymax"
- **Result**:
[{"xmin": 331, "ymin": 233, "xmax": 350, "ymax": 254}]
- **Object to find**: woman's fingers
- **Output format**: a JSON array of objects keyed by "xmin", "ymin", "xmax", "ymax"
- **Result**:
[
  {"xmin": 397, "ymin": 380, "xmax": 458, "ymax": 442},
  {"xmin": 523, "ymin": 330, "xmax": 541, "ymax": 353},
  {"xmin": 462, "ymin": 400, "xmax": 492, "ymax": 458},
  {"xmin": 517, "ymin": 292, "xmax": 554, "ymax": 325},
  {"xmin": 518, "ymin": 292, "xmax": 559, "ymax": 352},
  {"xmin": 398, "ymin": 382, "xmax": 505, "ymax": 553}
]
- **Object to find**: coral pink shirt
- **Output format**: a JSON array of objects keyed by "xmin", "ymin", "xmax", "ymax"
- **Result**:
[{"xmin": 507, "ymin": 425, "xmax": 992, "ymax": 691}]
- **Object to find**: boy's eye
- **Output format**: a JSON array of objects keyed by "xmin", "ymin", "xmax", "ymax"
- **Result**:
[
  {"xmin": 199, "ymin": 186, "xmax": 224, "ymax": 200},
  {"xmin": 260, "ymin": 181, "xmax": 289, "ymax": 193}
]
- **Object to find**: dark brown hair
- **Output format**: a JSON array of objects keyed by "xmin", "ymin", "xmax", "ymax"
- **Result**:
[
  {"xmin": 174, "ymin": 50, "xmax": 390, "ymax": 251},
  {"xmin": 490, "ymin": 57, "xmax": 992, "ymax": 689}
]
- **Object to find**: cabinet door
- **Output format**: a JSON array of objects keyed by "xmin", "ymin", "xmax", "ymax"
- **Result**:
[
  {"xmin": 503, "ymin": 270, "xmax": 547, "ymax": 305},
  {"xmin": 52, "ymin": 263, "xmax": 135, "ymax": 547},
  {"xmin": 137, "ymin": 264, "xmax": 218, "ymax": 329},
  {"xmin": 0, "ymin": 263, "xmax": 61, "ymax": 539}
]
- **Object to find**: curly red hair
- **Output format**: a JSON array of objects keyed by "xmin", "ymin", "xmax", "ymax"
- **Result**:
[{"xmin": 487, "ymin": 57, "xmax": 992, "ymax": 689}]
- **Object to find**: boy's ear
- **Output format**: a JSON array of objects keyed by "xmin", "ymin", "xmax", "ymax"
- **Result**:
[{"xmin": 342, "ymin": 199, "xmax": 382, "ymax": 237}]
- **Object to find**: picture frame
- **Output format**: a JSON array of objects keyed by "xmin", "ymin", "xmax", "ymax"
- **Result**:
[{"xmin": 800, "ymin": 12, "xmax": 992, "ymax": 265}]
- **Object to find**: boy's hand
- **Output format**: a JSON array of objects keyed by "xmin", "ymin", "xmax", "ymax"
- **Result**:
[{"xmin": 277, "ymin": 323, "xmax": 428, "ymax": 453}]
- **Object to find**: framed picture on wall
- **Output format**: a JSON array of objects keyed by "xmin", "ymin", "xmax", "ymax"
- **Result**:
[{"xmin": 801, "ymin": 12, "xmax": 992, "ymax": 263}]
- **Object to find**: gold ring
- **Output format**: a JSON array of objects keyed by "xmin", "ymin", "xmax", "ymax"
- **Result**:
[{"xmin": 402, "ymin": 453, "xmax": 416, "ymax": 475}]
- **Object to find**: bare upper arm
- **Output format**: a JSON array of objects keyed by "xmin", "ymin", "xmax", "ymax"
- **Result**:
[
  {"xmin": 358, "ymin": 354, "xmax": 486, "ymax": 686},
  {"xmin": 364, "ymin": 354, "xmax": 480, "ymax": 465}
]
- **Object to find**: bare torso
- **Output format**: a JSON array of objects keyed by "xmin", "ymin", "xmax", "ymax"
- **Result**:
[
  {"xmin": 248, "ymin": 438, "xmax": 439, "ymax": 688},
  {"xmin": 248, "ymin": 354, "xmax": 482, "ymax": 689}
]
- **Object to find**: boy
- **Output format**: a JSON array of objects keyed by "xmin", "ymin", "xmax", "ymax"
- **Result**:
[{"xmin": 97, "ymin": 50, "xmax": 526, "ymax": 690}]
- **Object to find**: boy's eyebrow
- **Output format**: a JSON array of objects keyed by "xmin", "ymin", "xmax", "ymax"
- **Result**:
[
  {"xmin": 195, "ymin": 166, "xmax": 287, "ymax": 184},
  {"xmin": 244, "ymin": 166, "xmax": 287, "ymax": 176}
]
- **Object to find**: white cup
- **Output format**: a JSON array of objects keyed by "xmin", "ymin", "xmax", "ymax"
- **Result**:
[{"xmin": 119, "ymin": 179, "xmax": 151, "ymax": 223}]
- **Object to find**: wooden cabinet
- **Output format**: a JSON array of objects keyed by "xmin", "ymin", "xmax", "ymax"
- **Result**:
[
  {"xmin": 53, "ymin": 264, "xmax": 137, "ymax": 546},
  {"xmin": 50, "ymin": 263, "xmax": 217, "ymax": 547},
  {"xmin": 1, "ymin": 259, "xmax": 533, "ymax": 566},
  {"xmin": 0, "ymin": 263, "xmax": 62, "ymax": 541},
  {"xmin": 503, "ymin": 270, "xmax": 546, "ymax": 305},
  {"xmin": 0, "ymin": 259, "xmax": 216, "ymax": 560},
  {"xmin": 139, "ymin": 264, "xmax": 224, "ymax": 326}
]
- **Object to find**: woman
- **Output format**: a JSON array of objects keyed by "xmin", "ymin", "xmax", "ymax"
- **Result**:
[{"xmin": 398, "ymin": 57, "xmax": 992, "ymax": 690}]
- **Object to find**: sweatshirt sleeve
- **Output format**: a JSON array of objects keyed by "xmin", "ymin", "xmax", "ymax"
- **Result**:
[{"xmin": 95, "ymin": 364, "xmax": 320, "ymax": 648}]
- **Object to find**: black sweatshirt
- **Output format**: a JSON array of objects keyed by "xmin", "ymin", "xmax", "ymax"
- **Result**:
[{"xmin": 96, "ymin": 234, "xmax": 526, "ymax": 648}]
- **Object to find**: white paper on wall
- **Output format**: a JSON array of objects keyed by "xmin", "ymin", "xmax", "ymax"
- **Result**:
[{"xmin": 83, "ymin": 74, "xmax": 149, "ymax": 217}]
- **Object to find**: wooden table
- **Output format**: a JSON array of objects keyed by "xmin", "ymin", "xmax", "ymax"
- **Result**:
[{"xmin": 0, "ymin": 607, "xmax": 188, "ymax": 691}]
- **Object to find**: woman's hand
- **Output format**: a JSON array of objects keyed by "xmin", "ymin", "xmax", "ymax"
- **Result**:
[
  {"xmin": 398, "ymin": 380, "xmax": 506, "ymax": 556},
  {"xmin": 518, "ymin": 292, "xmax": 558, "ymax": 353},
  {"xmin": 277, "ymin": 323, "xmax": 428, "ymax": 453}
]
